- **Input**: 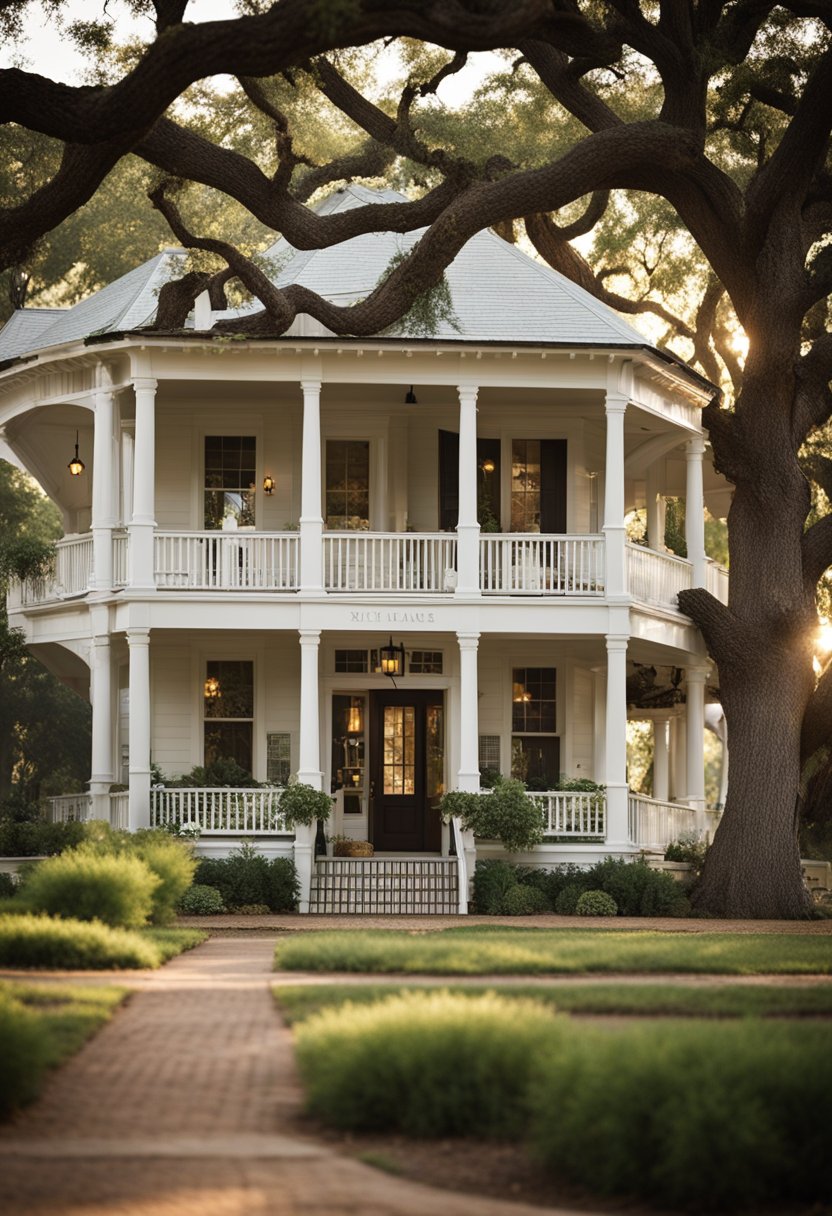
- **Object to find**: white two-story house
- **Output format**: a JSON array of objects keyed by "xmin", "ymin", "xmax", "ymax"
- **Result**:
[{"xmin": 0, "ymin": 186, "xmax": 729, "ymax": 913}]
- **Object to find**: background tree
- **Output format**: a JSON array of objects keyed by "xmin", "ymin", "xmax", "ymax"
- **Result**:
[{"xmin": 1, "ymin": 1, "xmax": 831, "ymax": 915}]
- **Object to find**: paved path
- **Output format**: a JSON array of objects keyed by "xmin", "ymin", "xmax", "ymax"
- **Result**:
[{"xmin": 0, "ymin": 937, "xmax": 586, "ymax": 1216}]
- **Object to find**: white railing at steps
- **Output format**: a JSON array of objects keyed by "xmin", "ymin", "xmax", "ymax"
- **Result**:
[
  {"xmin": 109, "ymin": 791, "xmax": 129, "ymax": 830},
  {"xmin": 154, "ymin": 532, "xmax": 299, "ymax": 590},
  {"xmin": 626, "ymin": 543, "xmax": 692, "ymax": 608},
  {"xmin": 324, "ymin": 532, "xmax": 457, "ymax": 593},
  {"xmin": 628, "ymin": 793, "xmax": 699, "ymax": 850},
  {"xmin": 150, "ymin": 787, "xmax": 289, "ymax": 834},
  {"xmin": 451, "ymin": 816, "xmax": 468, "ymax": 914},
  {"xmin": 112, "ymin": 531, "xmax": 128, "ymax": 589},
  {"xmin": 480, "ymin": 534, "xmax": 604, "ymax": 595},
  {"xmin": 48, "ymin": 793, "xmax": 93, "ymax": 822},
  {"xmin": 528, "ymin": 790, "xmax": 606, "ymax": 838},
  {"xmin": 706, "ymin": 559, "xmax": 729, "ymax": 605}
]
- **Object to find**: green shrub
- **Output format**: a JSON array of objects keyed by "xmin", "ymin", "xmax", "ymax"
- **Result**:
[
  {"xmin": 500, "ymin": 885, "xmax": 550, "ymax": 916},
  {"xmin": 235, "ymin": 903, "xmax": 271, "ymax": 915},
  {"xmin": 554, "ymin": 884, "xmax": 583, "ymax": 915},
  {"xmin": 0, "ymin": 818, "xmax": 87, "ymax": 858},
  {"xmin": 664, "ymin": 834, "xmax": 708, "ymax": 879},
  {"xmin": 193, "ymin": 847, "xmax": 298, "ymax": 911},
  {"xmin": 265, "ymin": 857, "xmax": 300, "ymax": 912},
  {"xmin": 296, "ymin": 991, "xmax": 562, "ymax": 1137},
  {"xmin": 22, "ymin": 848, "xmax": 159, "ymax": 927},
  {"xmin": 0, "ymin": 914, "xmax": 161, "ymax": 968},
  {"xmin": 129, "ymin": 830, "xmax": 196, "ymax": 924},
  {"xmin": 0, "ymin": 872, "xmax": 16, "ymax": 899},
  {"xmin": 529, "ymin": 1020, "xmax": 832, "ymax": 1210},
  {"xmin": 279, "ymin": 782, "xmax": 333, "ymax": 827},
  {"xmin": 443, "ymin": 777, "xmax": 544, "ymax": 852},
  {"xmin": 171, "ymin": 757, "xmax": 263, "ymax": 788},
  {"xmin": 575, "ymin": 890, "xmax": 617, "ymax": 917},
  {"xmin": 0, "ymin": 992, "xmax": 47, "ymax": 1115},
  {"xmin": 177, "ymin": 884, "xmax": 226, "ymax": 915},
  {"xmin": 472, "ymin": 859, "xmax": 520, "ymax": 914},
  {"xmin": 582, "ymin": 858, "xmax": 687, "ymax": 917}
]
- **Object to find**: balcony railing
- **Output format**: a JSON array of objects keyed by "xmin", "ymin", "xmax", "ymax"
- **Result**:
[
  {"xmin": 154, "ymin": 531, "xmax": 299, "ymax": 590},
  {"xmin": 324, "ymin": 531, "xmax": 457, "ymax": 593},
  {"xmin": 626, "ymin": 543, "xmax": 692, "ymax": 608},
  {"xmin": 150, "ymin": 786, "xmax": 289, "ymax": 834},
  {"xmin": 48, "ymin": 793, "xmax": 93, "ymax": 822},
  {"xmin": 480, "ymin": 534, "xmax": 604, "ymax": 595},
  {"xmin": 627, "ymin": 792, "xmax": 699, "ymax": 850},
  {"xmin": 527, "ymin": 789, "xmax": 606, "ymax": 837}
]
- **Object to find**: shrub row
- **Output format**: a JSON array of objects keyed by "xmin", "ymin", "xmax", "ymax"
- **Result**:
[
  {"xmin": 295, "ymin": 991, "xmax": 831, "ymax": 1210},
  {"xmin": 0, "ymin": 914, "xmax": 162, "ymax": 969},
  {"xmin": 473, "ymin": 857, "xmax": 689, "ymax": 917},
  {"xmin": 0, "ymin": 818, "xmax": 87, "ymax": 858},
  {"xmin": 193, "ymin": 847, "xmax": 298, "ymax": 912}
]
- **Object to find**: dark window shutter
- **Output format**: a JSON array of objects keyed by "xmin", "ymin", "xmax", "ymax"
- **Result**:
[
  {"xmin": 438, "ymin": 429, "xmax": 459, "ymax": 531},
  {"xmin": 540, "ymin": 439, "xmax": 567, "ymax": 533}
]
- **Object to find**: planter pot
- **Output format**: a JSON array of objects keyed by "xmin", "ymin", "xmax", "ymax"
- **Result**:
[{"xmin": 334, "ymin": 840, "xmax": 374, "ymax": 858}]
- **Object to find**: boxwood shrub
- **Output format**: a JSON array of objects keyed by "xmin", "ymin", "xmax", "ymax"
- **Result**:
[
  {"xmin": 575, "ymin": 890, "xmax": 618, "ymax": 917},
  {"xmin": 177, "ymin": 884, "xmax": 226, "ymax": 915},
  {"xmin": 193, "ymin": 848, "xmax": 298, "ymax": 912},
  {"xmin": 21, "ymin": 848, "xmax": 159, "ymax": 928}
]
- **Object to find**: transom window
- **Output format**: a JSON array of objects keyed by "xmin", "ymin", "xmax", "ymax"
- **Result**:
[
  {"xmin": 409, "ymin": 650, "xmax": 443, "ymax": 675},
  {"xmin": 204, "ymin": 436, "xmax": 256, "ymax": 530},
  {"xmin": 511, "ymin": 666, "xmax": 559, "ymax": 790},
  {"xmin": 203, "ymin": 660, "xmax": 254, "ymax": 774},
  {"xmin": 326, "ymin": 440, "xmax": 370, "ymax": 530}
]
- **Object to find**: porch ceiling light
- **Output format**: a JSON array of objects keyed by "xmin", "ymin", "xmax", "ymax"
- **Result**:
[
  {"xmin": 380, "ymin": 636, "xmax": 405, "ymax": 678},
  {"xmin": 263, "ymin": 474, "xmax": 275, "ymax": 495},
  {"xmin": 405, "ymin": 385, "xmax": 418, "ymax": 404},
  {"xmin": 67, "ymin": 431, "xmax": 85, "ymax": 476},
  {"xmin": 204, "ymin": 675, "xmax": 221, "ymax": 700}
]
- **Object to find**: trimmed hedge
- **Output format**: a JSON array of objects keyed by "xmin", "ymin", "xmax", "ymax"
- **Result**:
[
  {"xmin": 193, "ymin": 849, "xmax": 299, "ymax": 912},
  {"xmin": 473, "ymin": 857, "xmax": 690, "ymax": 918},
  {"xmin": 575, "ymin": 890, "xmax": 617, "ymax": 917},
  {"xmin": 129, "ymin": 830, "xmax": 196, "ymax": 924},
  {"xmin": 21, "ymin": 848, "xmax": 159, "ymax": 928},
  {"xmin": 177, "ymin": 884, "xmax": 226, "ymax": 915},
  {"xmin": 0, "ymin": 914, "xmax": 161, "ymax": 969},
  {"xmin": 0, "ymin": 818, "xmax": 87, "ymax": 858}
]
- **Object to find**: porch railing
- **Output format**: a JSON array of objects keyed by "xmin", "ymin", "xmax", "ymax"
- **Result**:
[
  {"xmin": 628, "ymin": 793, "xmax": 698, "ymax": 850},
  {"xmin": 48, "ymin": 793, "xmax": 93, "ymax": 822},
  {"xmin": 150, "ymin": 787, "xmax": 289, "ymax": 834},
  {"xmin": 324, "ymin": 532, "xmax": 457, "ymax": 593},
  {"xmin": 480, "ymin": 534, "xmax": 605, "ymax": 595},
  {"xmin": 14, "ymin": 535, "xmax": 94, "ymax": 606},
  {"xmin": 626, "ymin": 544, "xmax": 692, "ymax": 609},
  {"xmin": 527, "ymin": 790, "xmax": 607, "ymax": 838},
  {"xmin": 706, "ymin": 559, "xmax": 730, "ymax": 605},
  {"xmin": 112, "ymin": 531, "xmax": 128, "ymax": 589},
  {"xmin": 154, "ymin": 531, "xmax": 299, "ymax": 590},
  {"xmin": 109, "ymin": 790, "xmax": 129, "ymax": 830}
]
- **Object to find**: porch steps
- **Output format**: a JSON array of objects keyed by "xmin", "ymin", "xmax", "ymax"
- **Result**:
[{"xmin": 309, "ymin": 856, "xmax": 459, "ymax": 915}]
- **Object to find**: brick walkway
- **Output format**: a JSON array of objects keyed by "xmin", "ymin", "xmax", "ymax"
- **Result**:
[{"xmin": 0, "ymin": 936, "xmax": 585, "ymax": 1216}]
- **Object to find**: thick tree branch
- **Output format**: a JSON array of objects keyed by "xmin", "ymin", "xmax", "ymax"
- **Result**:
[
  {"xmin": 517, "ymin": 40, "xmax": 622, "ymax": 132},
  {"xmin": 802, "ymin": 514, "xmax": 832, "ymax": 588},
  {"xmin": 801, "ymin": 660, "xmax": 832, "ymax": 763},
  {"xmin": 793, "ymin": 333, "xmax": 832, "ymax": 443}
]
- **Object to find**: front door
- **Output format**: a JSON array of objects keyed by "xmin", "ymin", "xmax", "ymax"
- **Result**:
[{"xmin": 369, "ymin": 690, "xmax": 444, "ymax": 852}]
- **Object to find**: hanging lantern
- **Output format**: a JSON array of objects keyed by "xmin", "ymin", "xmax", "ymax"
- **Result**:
[
  {"xmin": 379, "ymin": 636, "xmax": 405, "ymax": 677},
  {"xmin": 346, "ymin": 701, "xmax": 363, "ymax": 733},
  {"xmin": 67, "ymin": 431, "xmax": 85, "ymax": 476}
]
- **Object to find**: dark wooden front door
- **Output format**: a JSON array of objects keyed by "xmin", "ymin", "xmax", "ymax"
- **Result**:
[{"xmin": 369, "ymin": 690, "xmax": 444, "ymax": 852}]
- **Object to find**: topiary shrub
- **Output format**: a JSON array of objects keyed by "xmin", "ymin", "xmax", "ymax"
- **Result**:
[
  {"xmin": 21, "ymin": 847, "xmax": 158, "ymax": 927},
  {"xmin": 575, "ymin": 889, "xmax": 618, "ymax": 917},
  {"xmin": 177, "ymin": 883, "xmax": 226, "ymax": 915},
  {"xmin": 554, "ymin": 884, "xmax": 584, "ymax": 915},
  {"xmin": 472, "ymin": 859, "xmax": 520, "ymax": 914},
  {"xmin": 501, "ymin": 884, "xmax": 550, "ymax": 916},
  {"xmin": 582, "ymin": 858, "xmax": 652, "ymax": 916}
]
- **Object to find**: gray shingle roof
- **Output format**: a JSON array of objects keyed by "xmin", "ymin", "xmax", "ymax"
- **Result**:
[{"xmin": 0, "ymin": 185, "xmax": 650, "ymax": 360}]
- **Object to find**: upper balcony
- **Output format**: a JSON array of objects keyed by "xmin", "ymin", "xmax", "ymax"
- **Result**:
[{"xmin": 8, "ymin": 526, "xmax": 728, "ymax": 612}]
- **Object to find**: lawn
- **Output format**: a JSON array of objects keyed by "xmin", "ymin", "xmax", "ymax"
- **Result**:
[
  {"xmin": 273, "ymin": 980, "xmax": 832, "ymax": 1024},
  {"xmin": 273, "ymin": 926, "xmax": 832, "ymax": 975},
  {"xmin": 0, "ymin": 981, "xmax": 126, "ymax": 1118}
]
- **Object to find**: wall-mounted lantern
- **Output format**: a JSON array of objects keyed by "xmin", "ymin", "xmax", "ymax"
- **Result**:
[
  {"xmin": 263, "ymin": 474, "xmax": 275, "ymax": 495},
  {"xmin": 379, "ymin": 636, "xmax": 405, "ymax": 678}
]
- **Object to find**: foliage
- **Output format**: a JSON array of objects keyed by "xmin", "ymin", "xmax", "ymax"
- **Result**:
[
  {"xmin": 529, "ymin": 1020, "xmax": 832, "ymax": 1210},
  {"xmin": 472, "ymin": 858, "xmax": 523, "ymax": 914},
  {"xmin": 441, "ymin": 778, "xmax": 544, "ymax": 852},
  {"xmin": 167, "ymin": 756, "xmax": 263, "ymax": 788},
  {"xmin": 0, "ymin": 872, "xmax": 15, "ymax": 898},
  {"xmin": 499, "ymin": 884, "xmax": 550, "ymax": 916},
  {"xmin": 575, "ymin": 890, "xmax": 618, "ymax": 917},
  {"xmin": 0, "ymin": 990, "xmax": 50, "ymax": 1116},
  {"xmin": 273, "ymin": 928, "xmax": 832, "ymax": 976},
  {"xmin": 177, "ymin": 883, "xmax": 226, "ymax": 915},
  {"xmin": 380, "ymin": 250, "xmax": 460, "ymax": 338},
  {"xmin": 20, "ymin": 847, "xmax": 159, "ymax": 928},
  {"xmin": 193, "ymin": 846, "xmax": 299, "ymax": 912},
  {"xmin": 128, "ymin": 830, "xmax": 196, "ymax": 925},
  {"xmin": 278, "ymin": 782, "xmax": 333, "ymax": 827},
  {"xmin": 0, "ymin": 815, "xmax": 86, "ymax": 857},
  {"xmin": 234, "ymin": 903, "xmax": 271, "ymax": 915},
  {"xmin": 582, "ymin": 858, "xmax": 689, "ymax": 918},
  {"xmin": 0, "ymin": 913, "xmax": 161, "ymax": 969},
  {"xmin": 554, "ymin": 884, "xmax": 583, "ymax": 916},
  {"xmin": 295, "ymin": 990, "xmax": 559, "ymax": 1137},
  {"xmin": 664, "ymin": 835, "xmax": 708, "ymax": 880}
]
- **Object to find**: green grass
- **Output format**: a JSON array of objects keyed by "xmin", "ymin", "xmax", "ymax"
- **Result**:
[
  {"xmin": 273, "ymin": 980, "xmax": 832, "ymax": 1024},
  {"xmin": 273, "ymin": 927, "xmax": 832, "ymax": 976},
  {"xmin": 0, "ymin": 981, "xmax": 126, "ymax": 1118},
  {"xmin": 0, "ymin": 914, "xmax": 206, "ymax": 969}
]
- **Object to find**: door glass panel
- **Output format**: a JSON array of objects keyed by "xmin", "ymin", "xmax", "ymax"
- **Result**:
[
  {"xmin": 425, "ymin": 703, "xmax": 444, "ymax": 799},
  {"xmin": 383, "ymin": 706, "xmax": 415, "ymax": 795},
  {"xmin": 331, "ymin": 694, "xmax": 366, "ymax": 793},
  {"xmin": 326, "ymin": 439, "xmax": 370, "ymax": 529}
]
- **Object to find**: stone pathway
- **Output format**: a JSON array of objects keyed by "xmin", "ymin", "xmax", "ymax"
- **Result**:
[{"xmin": 0, "ymin": 936, "xmax": 587, "ymax": 1216}]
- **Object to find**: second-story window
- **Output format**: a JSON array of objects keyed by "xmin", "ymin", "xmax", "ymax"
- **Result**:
[
  {"xmin": 326, "ymin": 440, "xmax": 370, "ymax": 530},
  {"xmin": 204, "ymin": 436, "xmax": 256, "ymax": 529},
  {"xmin": 510, "ymin": 439, "xmax": 567, "ymax": 533}
]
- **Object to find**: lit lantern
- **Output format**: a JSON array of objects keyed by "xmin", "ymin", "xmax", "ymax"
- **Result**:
[{"xmin": 379, "ymin": 637, "xmax": 405, "ymax": 677}]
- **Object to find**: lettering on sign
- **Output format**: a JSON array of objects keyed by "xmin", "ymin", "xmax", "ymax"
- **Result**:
[{"xmin": 348, "ymin": 609, "xmax": 436, "ymax": 624}]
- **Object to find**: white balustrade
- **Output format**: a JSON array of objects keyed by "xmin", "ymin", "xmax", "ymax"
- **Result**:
[
  {"xmin": 627, "ymin": 543, "xmax": 692, "ymax": 608},
  {"xmin": 56, "ymin": 534, "xmax": 94, "ymax": 597},
  {"xmin": 112, "ymin": 531, "xmax": 128, "ymax": 588},
  {"xmin": 109, "ymin": 791, "xmax": 129, "ymax": 830},
  {"xmin": 150, "ymin": 787, "xmax": 289, "ymax": 834},
  {"xmin": 48, "ymin": 793, "xmax": 93, "ymax": 822},
  {"xmin": 527, "ymin": 790, "xmax": 607, "ymax": 838},
  {"xmin": 324, "ymin": 532, "xmax": 457, "ymax": 593},
  {"xmin": 480, "ymin": 535, "xmax": 605, "ymax": 595},
  {"xmin": 154, "ymin": 532, "xmax": 299, "ymax": 590},
  {"xmin": 705, "ymin": 559, "xmax": 729, "ymax": 605},
  {"xmin": 627, "ymin": 792, "xmax": 699, "ymax": 849}
]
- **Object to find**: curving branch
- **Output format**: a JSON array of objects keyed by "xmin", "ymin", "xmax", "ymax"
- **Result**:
[
  {"xmin": 802, "ymin": 659, "xmax": 832, "ymax": 764},
  {"xmin": 802, "ymin": 514, "xmax": 832, "ymax": 589},
  {"xmin": 793, "ymin": 333, "xmax": 832, "ymax": 444}
]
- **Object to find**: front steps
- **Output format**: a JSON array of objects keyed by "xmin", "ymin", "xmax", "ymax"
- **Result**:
[{"xmin": 309, "ymin": 856, "xmax": 460, "ymax": 914}]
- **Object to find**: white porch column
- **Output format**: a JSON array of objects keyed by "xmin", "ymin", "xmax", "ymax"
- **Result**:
[
  {"xmin": 685, "ymin": 435, "xmax": 707, "ymax": 587},
  {"xmin": 604, "ymin": 634, "xmax": 630, "ymax": 847},
  {"xmin": 455, "ymin": 385, "xmax": 480, "ymax": 595},
  {"xmin": 603, "ymin": 393, "xmax": 628, "ymax": 597},
  {"xmin": 670, "ymin": 712, "xmax": 687, "ymax": 802},
  {"xmin": 295, "ymin": 628, "xmax": 322, "ymax": 914},
  {"xmin": 591, "ymin": 665, "xmax": 606, "ymax": 780},
  {"xmin": 89, "ymin": 630, "xmax": 114, "ymax": 821},
  {"xmin": 299, "ymin": 379, "xmax": 324, "ymax": 594},
  {"xmin": 456, "ymin": 632, "xmax": 480, "ymax": 791},
  {"xmin": 127, "ymin": 627, "xmax": 151, "ymax": 830},
  {"xmin": 686, "ymin": 665, "xmax": 709, "ymax": 832},
  {"xmin": 653, "ymin": 713, "xmax": 671, "ymax": 802},
  {"xmin": 645, "ymin": 461, "xmax": 666, "ymax": 551},
  {"xmin": 128, "ymin": 377, "xmax": 157, "ymax": 591},
  {"xmin": 91, "ymin": 365, "xmax": 116, "ymax": 592}
]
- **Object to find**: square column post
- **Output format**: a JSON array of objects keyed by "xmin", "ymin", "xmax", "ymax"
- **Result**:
[
  {"xmin": 604, "ymin": 633, "xmax": 630, "ymax": 847},
  {"xmin": 91, "ymin": 364, "xmax": 116, "ymax": 593},
  {"xmin": 603, "ymin": 393, "xmax": 628, "ymax": 598},
  {"xmin": 128, "ymin": 377, "xmax": 157, "ymax": 591},
  {"xmin": 455, "ymin": 385, "xmax": 480, "ymax": 596},
  {"xmin": 686, "ymin": 664, "xmax": 709, "ymax": 833},
  {"xmin": 653, "ymin": 713, "xmax": 671, "ymax": 802},
  {"xmin": 127, "ymin": 627, "xmax": 151, "ymax": 830},
  {"xmin": 89, "ymin": 626, "xmax": 114, "ymax": 821},
  {"xmin": 685, "ymin": 435, "xmax": 707, "ymax": 587},
  {"xmin": 591, "ymin": 664, "xmax": 606, "ymax": 781},
  {"xmin": 295, "ymin": 628, "xmax": 322, "ymax": 913},
  {"xmin": 299, "ymin": 380, "xmax": 324, "ymax": 594},
  {"xmin": 456, "ymin": 631, "xmax": 480, "ymax": 791}
]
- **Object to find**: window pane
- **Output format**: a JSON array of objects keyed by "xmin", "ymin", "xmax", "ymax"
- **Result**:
[
  {"xmin": 204, "ymin": 437, "xmax": 256, "ymax": 529},
  {"xmin": 204, "ymin": 660, "xmax": 254, "ymax": 719},
  {"xmin": 383, "ymin": 706, "xmax": 415, "ymax": 795},
  {"xmin": 325, "ymin": 439, "xmax": 370, "ymax": 530},
  {"xmin": 511, "ymin": 439, "xmax": 542, "ymax": 532},
  {"xmin": 511, "ymin": 736, "xmax": 559, "ymax": 790},
  {"xmin": 204, "ymin": 722, "xmax": 253, "ymax": 772},
  {"xmin": 512, "ymin": 667, "xmax": 556, "ymax": 732}
]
